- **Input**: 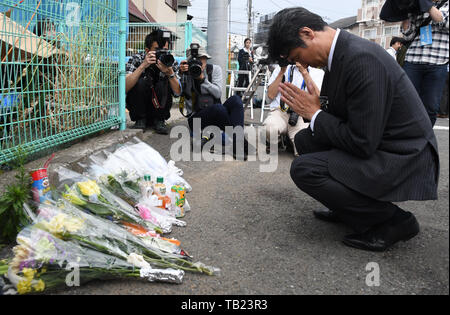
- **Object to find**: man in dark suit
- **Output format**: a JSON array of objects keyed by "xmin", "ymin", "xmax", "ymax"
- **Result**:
[{"xmin": 267, "ymin": 7, "xmax": 440, "ymax": 252}]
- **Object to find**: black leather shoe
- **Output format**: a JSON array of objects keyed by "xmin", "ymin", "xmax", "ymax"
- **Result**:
[
  {"xmin": 313, "ymin": 208, "xmax": 340, "ymax": 223},
  {"xmin": 152, "ymin": 119, "xmax": 169, "ymax": 135},
  {"xmin": 343, "ymin": 212, "xmax": 420, "ymax": 252}
]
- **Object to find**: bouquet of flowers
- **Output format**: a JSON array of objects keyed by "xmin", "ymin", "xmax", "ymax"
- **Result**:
[
  {"xmin": 101, "ymin": 137, "xmax": 192, "ymax": 192},
  {"xmin": 32, "ymin": 201, "xmax": 216, "ymax": 275},
  {"xmin": 87, "ymin": 162, "xmax": 142, "ymax": 207},
  {"xmin": 55, "ymin": 166, "xmax": 163, "ymax": 234},
  {"xmin": 86, "ymin": 158, "xmax": 187, "ymax": 234},
  {"xmin": 5, "ymin": 226, "xmax": 185, "ymax": 294}
]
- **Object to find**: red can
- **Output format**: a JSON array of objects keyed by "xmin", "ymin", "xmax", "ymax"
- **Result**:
[{"xmin": 30, "ymin": 168, "xmax": 51, "ymax": 203}]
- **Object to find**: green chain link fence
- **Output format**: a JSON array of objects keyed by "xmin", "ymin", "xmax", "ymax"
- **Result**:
[
  {"xmin": 0, "ymin": 1, "xmax": 207, "ymax": 165},
  {"xmin": 0, "ymin": 0, "xmax": 125, "ymax": 164}
]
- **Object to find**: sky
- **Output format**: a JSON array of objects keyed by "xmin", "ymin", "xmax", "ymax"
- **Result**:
[{"xmin": 188, "ymin": 0, "xmax": 363, "ymax": 35}]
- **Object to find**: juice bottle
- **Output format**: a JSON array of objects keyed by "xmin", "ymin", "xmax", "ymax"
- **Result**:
[
  {"xmin": 154, "ymin": 177, "xmax": 171, "ymax": 210},
  {"xmin": 154, "ymin": 177, "xmax": 166, "ymax": 196},
  {"xmin": 140, "ymin": 175, "xmax": 154, "ymax": 199}
]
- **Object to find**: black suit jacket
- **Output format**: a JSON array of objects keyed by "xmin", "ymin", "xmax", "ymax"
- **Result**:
[
  {"xmin": 238, "ymin": 49, "xmax": 254, "ymax": 71},
  {"xmin": 312, "ymin": 30, "xmax": 439, "ymax": 202}
]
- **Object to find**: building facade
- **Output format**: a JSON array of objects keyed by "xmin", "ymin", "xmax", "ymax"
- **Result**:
[
  {"xmin": 254, "ymin": 0, "xmax": 402, "ymax": 50},
  {"xmin": 356, "ymin": 0, "xmax": 402, "ymax": 49}
]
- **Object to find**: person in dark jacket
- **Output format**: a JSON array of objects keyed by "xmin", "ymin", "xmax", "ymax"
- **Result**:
[
  {"xmin": 237, "ymin": 38, "xmax": 254, "ymax": 95},
  {"xmin": 126, "ymin": 29, "xmax": 181, "ymax": 134},
  {"xmin": 268, "ymin": 7, "xmax": 440, "ymax": 252}
]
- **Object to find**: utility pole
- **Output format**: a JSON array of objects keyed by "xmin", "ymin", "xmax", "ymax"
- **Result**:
[
  {"xmin": 208, "ymin": 0, "xmax": 228, "ymax": 102},
  {"xmin": 247, "ymin": 0, "xmax": 252, "ymax": 40}
]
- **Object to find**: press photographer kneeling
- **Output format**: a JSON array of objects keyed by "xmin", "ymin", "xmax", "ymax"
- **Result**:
[
  {"xmin": 126, "ymin": 29, "xmax": 181, "ymax": 134},
  {"xmin": 178, "ymin": 44, "xmax": 250, "ymax": 160}
]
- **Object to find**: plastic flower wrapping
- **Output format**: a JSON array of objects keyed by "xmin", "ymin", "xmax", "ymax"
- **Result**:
[
  {"xmin": 55, "ymin": 166, "xmax": 165, "ymax": 234},
  {"xmin": 1, "ymin": 140, "xmax": 220, "ymax": 294},
  {"xmin": 5, "ymin": 226, "xmax": 185, "ymax": 295}
]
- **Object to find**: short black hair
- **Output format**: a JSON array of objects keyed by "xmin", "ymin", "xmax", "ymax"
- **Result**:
[
  {"xmin": 145, "ymin": 29, "xmax": 171, "ymax": 50},
  {"xmin": 390, "ymin": 37, "xmax": 405, "ymax": 47},
  {"xmin": 244, "ymin": 38, "xmax": 251, "ymax": 44},
  {"xmin": 267, "ymin": 7, "xmax": 327, "ymax": 63}
]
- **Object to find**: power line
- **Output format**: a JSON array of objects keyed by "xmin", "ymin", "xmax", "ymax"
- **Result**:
[{"xmin": 268, "ymin": 0, "xmax": 284, "ymax": 10}]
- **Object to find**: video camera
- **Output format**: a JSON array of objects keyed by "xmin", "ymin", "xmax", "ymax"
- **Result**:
[{"xmin": 188, "ymin": 43, "xmax": 203, "ymax": 79}]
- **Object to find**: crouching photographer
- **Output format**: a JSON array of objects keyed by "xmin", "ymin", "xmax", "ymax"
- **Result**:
[
  {"xmin": 263, "ymin": 61, "xmax": 324, "ymax": 156},
  {"xmin": 126, "ymin": 29, "xmax": 181, "ymax": 134},
  {"xmin": 178, "ymin": 44, "xmax": 250, "ymax": 160}
]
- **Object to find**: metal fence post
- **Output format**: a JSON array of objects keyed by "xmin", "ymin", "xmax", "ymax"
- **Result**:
[
  {"xmin": 185, "ymin": 21, "xmax": 192, "ymax": 57},
  {"xmin": 119, "ymin": 0, "xmax": 127, "ymax": 131}
]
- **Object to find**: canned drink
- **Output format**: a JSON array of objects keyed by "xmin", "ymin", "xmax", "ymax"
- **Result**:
[{"xmin": 30, "ymin": 168, "xmax": 52, "ymax": 204}]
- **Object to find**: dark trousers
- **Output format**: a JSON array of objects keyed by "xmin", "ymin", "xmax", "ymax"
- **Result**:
[
  {"xmin": 439, "ymin": 72, "xmax": 449, "ymax": 116},
  {"xmin": 126, "ymin": 76, "xmax": 172, "ymax": 123},
  {"xmin": 188, "ymin": 95, "xmax": 244, "ymax": 132},
  {"xmin": 238, "ymin": 73, "xmax": 250, "ymax": 91},
  {"xmin": 404, "ymin": 62, "xmax": 448, "ymax": 126},
  {"xmin": 290, "ymin": 128, "xmax": 401, "ymax": 233}
]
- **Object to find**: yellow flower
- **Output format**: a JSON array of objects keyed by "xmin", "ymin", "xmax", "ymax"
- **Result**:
[
  {"xmin": 77, "ymin": 180, "xmax": 101, "ymax": 197},
  {"xmin": 33, "ymin": 280, "xmax": 45, "ymax": 292},
  {"xmin": 11, "ymin": 245, "xmax": 30, "ymax": 274},
  {"xmin": 42, "ymin": 213, "xmax": 84, "ymax": 236},
  {"xmin": 22, "ymin": 268, "xmax": 36, "ymax": 281},
  {"xmin": 65, "ymin": 217, "xmax": 85, "ymax": 233},
  {"xmin": 17, "ymin": 280, "xmax": 32, "ymax": 295}
]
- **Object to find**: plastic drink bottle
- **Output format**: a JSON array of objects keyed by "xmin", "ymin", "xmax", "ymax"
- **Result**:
[
  {"xmin": 140, "ymin": 175, "xmax": 154, "ymax": 199},
  {"xmin": 154, "ymin": 177, "xmax": 171, "ymax": 210}
]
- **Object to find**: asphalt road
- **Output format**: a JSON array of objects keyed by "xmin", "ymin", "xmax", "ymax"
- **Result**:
[{"xmin": 61, "ymin": 117, "xmax": 449, "ymax": 295}]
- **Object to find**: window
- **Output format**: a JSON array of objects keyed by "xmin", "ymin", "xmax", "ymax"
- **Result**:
[
  {"xmin": 384, "ymin": 26, "xmax": 399, "ymax": 36},
  {"xmin": 363, "ymin": 29, "xmax": 377, "ymax": 39},
  {"xmin": 165, "ymin": 0, "xmax": 178, "ymax": 11},
  {"xmin": 365, "ymin": 0, "xmax": 378, "ymax": 7}
]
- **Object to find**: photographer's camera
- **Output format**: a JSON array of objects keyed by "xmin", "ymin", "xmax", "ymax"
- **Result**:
[
  {"xmin": 156, "ymin": 49, "xmax": 175, "ymax": 68},
  {"xmin": 188, "ymin": 43, "xmax": 203, "ymax": 79}
]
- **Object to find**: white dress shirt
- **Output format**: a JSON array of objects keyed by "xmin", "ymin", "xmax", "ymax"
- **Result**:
[
  {"xmin": 386, "ymin": 47, "xmax": 397, "ymax": 59},
  {"xmin": 268, "ymin": 65, "xmax": 324, "ymax": 110}
]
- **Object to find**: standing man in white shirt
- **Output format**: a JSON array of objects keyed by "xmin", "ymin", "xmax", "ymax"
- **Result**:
[
  {"xmin": 263, "ymin": 63, "xmax": 324, "ymax": 156},
  {"xmin": 386, "ymin": 37, "xmax": 405, "ymax": 60}
]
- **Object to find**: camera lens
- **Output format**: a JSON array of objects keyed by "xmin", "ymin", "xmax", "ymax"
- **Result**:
[
  {"xmin": 188, "ymin": 59, "xmax": 203, "ymax": 78},
  {"xmin": 160, "ymin": 54, "xmax": 174, "ymax": 67},
  {"xmin": 156, "ymin": 50, "xmax": 175, "ymax": 67},
  {"xmin": 189, "ymin": 65, "xmax": 202, "ymax": 78},
  {"xmin": 288, "ymin": 111, "xmax": 300, "ymax": 126}
]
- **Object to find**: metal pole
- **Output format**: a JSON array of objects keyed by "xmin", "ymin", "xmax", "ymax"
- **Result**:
[
  {"xmin": 247, "ymin": 0, "xmax": 252, "ymax": 40},
  {"xmin": 119, "ymin": 0, "xmax": 127, "ymax": 131},
  {"xmin": 208, "ymin": 0, "xmax": 228, "ymax": 102}
]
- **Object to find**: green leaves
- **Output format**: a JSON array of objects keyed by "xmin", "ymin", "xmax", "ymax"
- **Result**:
[{"xmin": 0, "ymin": 148, "xmax": 32, "ymax": 243}]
